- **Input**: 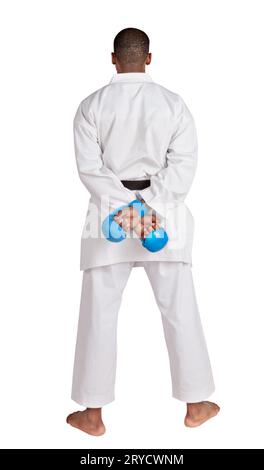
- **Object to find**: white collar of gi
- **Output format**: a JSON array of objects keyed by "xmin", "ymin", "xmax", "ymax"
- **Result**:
[{"xmin": 109, "ymin": 72, "xmax": 153, "ymax": 84}]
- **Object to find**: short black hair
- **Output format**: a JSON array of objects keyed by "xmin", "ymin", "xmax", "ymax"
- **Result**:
[{"xmin": 113, "ymin": 28, "xmax": 149, "ymax": 65}]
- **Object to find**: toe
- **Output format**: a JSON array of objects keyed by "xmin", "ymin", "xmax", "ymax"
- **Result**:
[
  {"xmin": 66, "ymin": 413, "xmax": 74, "ymax": 423},
  {"xmin": 66, "ymin": 411, "xmax": 80, "ymax": 423},
  {"xmin": 203, "ymin": 401, "xmax": 220, "ymax": 413}
]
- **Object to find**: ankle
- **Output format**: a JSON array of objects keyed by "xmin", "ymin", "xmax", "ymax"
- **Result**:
[
  {"xmin": 86, "ymin": 407, "xmax": 102, "ymax": 421},
  {"xmin": 187, "ymin": 402, "xmax": 202, "ymax": 416}
]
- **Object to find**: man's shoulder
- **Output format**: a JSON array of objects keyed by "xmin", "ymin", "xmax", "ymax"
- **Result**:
[
  {"xmin": 152, "ymin": 81, "xmax": 185, "ymax": 104},
  {"xmin": 78, "ymin": 84, "xmax": 109, "ymax": 108}
]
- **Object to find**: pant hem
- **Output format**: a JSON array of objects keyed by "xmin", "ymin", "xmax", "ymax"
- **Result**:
[
  {"xmin": 71, "ymin": 393, "xmax": 115, "ymax": 408},
  {"xmin": 172, "ymin": 384, "xmax": 215, "ymax": 403}
]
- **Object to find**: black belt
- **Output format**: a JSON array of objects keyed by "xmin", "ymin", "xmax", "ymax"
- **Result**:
[{"xmin": 121, "ymin": 179, "xmax": 150, "ymax": 190}]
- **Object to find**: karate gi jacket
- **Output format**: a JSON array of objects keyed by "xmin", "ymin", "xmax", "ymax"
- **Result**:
[{"xmin": 73, "ymin": 72, "xmax": 198, "ymax": 270}]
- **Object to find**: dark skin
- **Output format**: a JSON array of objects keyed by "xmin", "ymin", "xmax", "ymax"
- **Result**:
[
  {"xmin": 66, "ymin": 53, "xmax": 220, "ymax": 436},
  {"xmin": 111, "ymin": 51, "xmax": 152, "ymax": 72}
]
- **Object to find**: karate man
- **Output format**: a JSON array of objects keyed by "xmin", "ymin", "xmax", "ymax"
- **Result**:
[{"xmin": 67, "ymin": 28, "xmax": 220, "ymax": 435}]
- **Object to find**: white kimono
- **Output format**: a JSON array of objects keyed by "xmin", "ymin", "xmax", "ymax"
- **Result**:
[
  {"xmin": 73, "ymin": 72, "xmax": 198, "ymax": 270},
  {"xmin": 71, "ymin": 74, "xmax": 215, "ymax": 406}
]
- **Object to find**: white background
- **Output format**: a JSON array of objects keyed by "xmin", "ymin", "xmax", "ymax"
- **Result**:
[{"xmin": 0, "ymin": 0, "xmax": 264, "ymax": 449}]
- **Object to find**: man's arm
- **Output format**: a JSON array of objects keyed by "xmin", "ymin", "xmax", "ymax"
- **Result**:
[
  {"xmin": 137, "ymin": 97, "xmax": 198, "ymax": 217},
  {"xmin": 73, "ymin": 101, "xmax": 136, "ymax": 209}
]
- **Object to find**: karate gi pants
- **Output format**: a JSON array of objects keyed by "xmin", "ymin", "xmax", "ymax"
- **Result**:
[{"xmin": 71, "ymin": 261, "xmax": 215, "ymax": 407}]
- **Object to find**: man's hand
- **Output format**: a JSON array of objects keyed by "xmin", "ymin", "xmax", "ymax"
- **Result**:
[
  {"xmin": 113, "ymin": 199, "xmax": 161, "ymax": 239},
  {"xmin": 114, "ymin": 207, "xmax": 140, "ymax": 232},
  {"xmin": 134, "ymin": 213, "xmax": 161, "ymax": 239}
]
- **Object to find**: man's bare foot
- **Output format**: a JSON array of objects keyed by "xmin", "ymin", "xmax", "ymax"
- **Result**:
[
  {"xmin": 184, "ymin": 401, "xmax": 220, "ymax": 427},
  {"xmin": 66, "ymin": 408, "xmax": 106, "ymax": 436}
]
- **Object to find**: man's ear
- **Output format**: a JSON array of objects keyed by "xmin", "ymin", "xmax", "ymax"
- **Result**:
[
  {"xmin": 146, "ymin": 53, "xmax": 152, "ymax": 65},
  {"xmin": 111, "ymin": 52, "xmax": 116, "ymax": 65}
]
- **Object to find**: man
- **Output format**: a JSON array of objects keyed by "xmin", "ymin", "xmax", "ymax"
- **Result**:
[{"xmin": 67, "ymin": 27, "xmax": 219, "ymax": 436}]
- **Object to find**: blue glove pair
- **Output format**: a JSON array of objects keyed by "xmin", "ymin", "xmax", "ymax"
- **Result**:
[{"xmin": 101, "ymin": 199, "xmax": 168, "ymax": 252}]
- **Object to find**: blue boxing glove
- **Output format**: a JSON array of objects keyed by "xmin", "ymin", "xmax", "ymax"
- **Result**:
[
  {"xmin": 102, "ymin": 199, "xmax": 169, "ymax": 252},
  {"xmin": 129, "ymin": 199, "xmax": 169, "ymax": 252},
  {"xmin": 101, "ymin": 203, "xmax": 129, "ymax": 243},
  {"xmin": 142, "ymin": 227, "xmax": 169, "ymax": 253},
  {"xmin": 101, "ymin": 199, "xmax": 147, "ymax": 242}
]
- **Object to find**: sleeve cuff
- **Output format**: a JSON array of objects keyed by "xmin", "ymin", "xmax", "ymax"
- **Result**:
[
  {"xmin": 137, "ymin": 185, "xmax": 169, "ymax": 220},
  {"xmin": 137, "ymin": 185, "xmax": 155, "ymax": 204}
]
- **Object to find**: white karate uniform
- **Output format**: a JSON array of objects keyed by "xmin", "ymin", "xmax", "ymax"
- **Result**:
[
  {"xmin": 73, "ymin": 72, "xmax": 198, "ymax": 270},
  {"xmin": 71, "ymin": 72, "xmax": 215, "ymax": 406}
]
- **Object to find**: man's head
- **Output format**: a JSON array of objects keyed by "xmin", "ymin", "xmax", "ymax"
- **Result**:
[{"xmin": 112, "ymin": 28, "xmax": 152, "ymax": 72}]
